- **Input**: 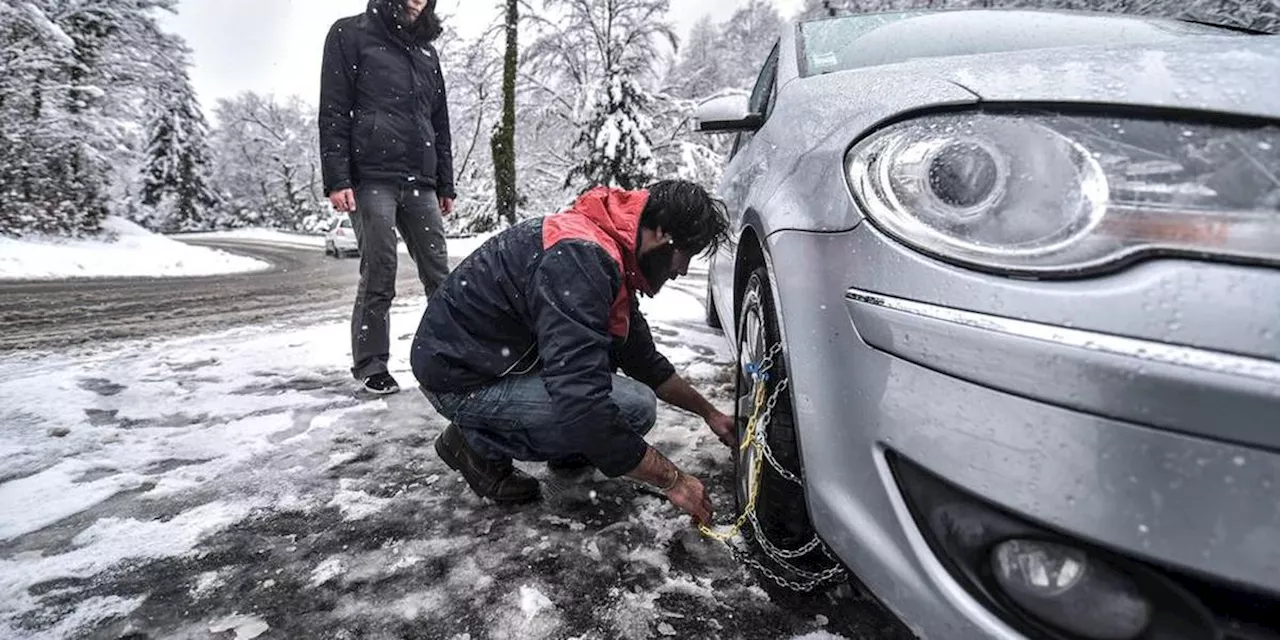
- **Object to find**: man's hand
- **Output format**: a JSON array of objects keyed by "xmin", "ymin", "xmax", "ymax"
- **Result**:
[
  {"xmin": 705, "ymin": 411, "xmax": 737, "ymax": 448},
  {"xmin": 439, "ymin": 196, "xmax": 455, "ymax": 216},
  {"xmin": 329, "ymin": 188, "xmax": 356, "ymax": 213},
  {"xmin": 666, "ymin": 472, "xmax": 713, "ymax": 526},
  {"xmin": 657, "ymin": 374, "xmax": 736, "ymax": 448},
  {"xmin": 627, "ymin": 446, "xmax": 712, "ymax": 526}
]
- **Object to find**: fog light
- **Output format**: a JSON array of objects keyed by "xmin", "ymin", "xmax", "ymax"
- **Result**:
[{"xmin": 992, "ymin": 540, "xmax": 1151, "ymax": 640}]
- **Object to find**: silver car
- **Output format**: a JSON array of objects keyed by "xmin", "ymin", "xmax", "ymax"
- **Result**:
[
  {"xmin": 694, "ymin": 9, "xmax": 1279, "ymax": 640},
  {"xmin": 324, "ymin": 216, "xmax": 360, "ymax": 257}
]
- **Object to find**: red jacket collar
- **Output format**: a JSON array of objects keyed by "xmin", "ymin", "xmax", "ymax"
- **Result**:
[{"xmin": 568, "ymin": 187, "xmax": 655, "ymax": 296}]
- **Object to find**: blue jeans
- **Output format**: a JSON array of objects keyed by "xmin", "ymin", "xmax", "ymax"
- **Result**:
[{"xmin": 424, "ymin": 374, "xmax": 658, "ymax": 464}]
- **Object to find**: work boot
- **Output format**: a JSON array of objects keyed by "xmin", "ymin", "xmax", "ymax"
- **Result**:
[{"xmin": 434, "ymin": 424, "xmax": 539, "ymax": 503}]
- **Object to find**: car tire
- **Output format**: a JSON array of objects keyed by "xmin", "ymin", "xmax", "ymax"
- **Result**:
[
  {"xmin": 324, "ymin": 241, "xmax": 334, "ymax": 257},
  {"xmin": 734, "ymin": 266, "xmax": 836, "ymax": 586},
  {"xmin": 706, "ymin": 278, "xmax": 722, "ymax": 329}
]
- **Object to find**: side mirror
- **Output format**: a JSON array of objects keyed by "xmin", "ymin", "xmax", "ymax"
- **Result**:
[{"xmin": 695, "ymin": 94, "xmax": 763, "ymax": 133}]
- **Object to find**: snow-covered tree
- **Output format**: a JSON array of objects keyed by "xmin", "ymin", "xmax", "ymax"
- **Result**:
[
  {"xmin": 526, "ymin": 0, "xmax": 677, "ymax": 193},
  {"xmin": 140, "ymin": 50, "xmax": 219, "ymax": 232},
  {"xmin": 208, "ymin": 93, "xmax": 326, "ymax": 232},
  {"xmin": 0, "ymin": 0, "xmax": 191, "ymax": 237},
  {"xmin": 570, "ymin": 74, "xmax": 658, "ymax": 189},
  {"xmin": 670, "ymin": 17, "xmax": 731, "ymax": 99}
]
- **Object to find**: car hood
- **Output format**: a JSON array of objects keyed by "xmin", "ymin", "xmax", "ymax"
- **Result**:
[{"xmin": 878, "ymin": 34, "xmax": 1280, "ymax": 120}]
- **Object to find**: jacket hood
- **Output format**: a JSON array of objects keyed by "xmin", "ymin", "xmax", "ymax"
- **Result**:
[
  {"xmin": 569, "ymin": 187, "xmax": 654, "ymax": 295},
  {"xmin": 367, "ymin": 0, "xmax": 443, "ymax": 44}
]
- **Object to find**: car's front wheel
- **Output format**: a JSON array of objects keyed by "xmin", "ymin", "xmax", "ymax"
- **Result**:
[{"xmin": 733, "ymin": 266, "xmax": 844, "ymax": 592}]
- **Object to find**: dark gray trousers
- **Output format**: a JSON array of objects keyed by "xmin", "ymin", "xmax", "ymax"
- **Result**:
[{"xmin": 349, "ymin": 181, "xmax": 449, "ymax": 380}]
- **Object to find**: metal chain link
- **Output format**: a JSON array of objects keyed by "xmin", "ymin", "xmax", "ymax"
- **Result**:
[
  {"xmin": 753, "ymin": 379, "xmax": 803, "ymax": 485},
  {"xmin": 747, "ymin": 512, "xmax": 825, "ymax": 559},
  {"xmin": 728, "ymin": 541, "xmax": 847, "ymax": 593},
  {"xmin": 698, "ymin": 340, "xmax": 847, "ymax": 593}
]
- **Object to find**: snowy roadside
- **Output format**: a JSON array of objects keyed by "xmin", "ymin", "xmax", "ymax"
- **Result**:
[
  {"xmin": 0, "ymin": 218, "xmax": 270, "ymax": 281},
  {"xmin": 0, "ymin": 263, "xmax": 898, "ymax": 639},
  {"xmin": 182, "ymin": 227, "xmax": 500, "ymax": 260}
]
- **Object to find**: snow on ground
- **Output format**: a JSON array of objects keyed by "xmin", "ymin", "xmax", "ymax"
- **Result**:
[
  {"xmin": 184, "ymin": 226, "xmax": 498, "ymax": 259},
  {"xmin": 179, "ymin": 228, "xmax": 327, "ymax": 249},
  {"xmin": 0, "ymin": 217, "xmax": 270, "ymax": 281},
  {"xmin": 0, "ymin": 263, "xmax": 905, "ymax": 639}
]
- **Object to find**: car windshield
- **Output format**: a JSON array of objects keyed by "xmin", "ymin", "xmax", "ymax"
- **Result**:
[{"xmin": 798, "ymin": 10, "xmax": 1246, "ymax": 77}]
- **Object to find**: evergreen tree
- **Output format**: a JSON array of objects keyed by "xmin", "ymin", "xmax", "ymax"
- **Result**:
[
  {"xmin": 570, "ymin": 74, "xmax": 657, "ymax": 190},
  {"xmin": 141, "ymin": 59, "xmax": 219, "ymax": 232}
]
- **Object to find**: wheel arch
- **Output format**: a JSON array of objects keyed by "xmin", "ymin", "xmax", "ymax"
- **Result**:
[{"xmin": 733, "ymin": 217, "xmax": 767, "ymax": 328}]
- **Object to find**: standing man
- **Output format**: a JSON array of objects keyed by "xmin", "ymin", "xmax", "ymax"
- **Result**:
[
  {"xmin": 319, "ymin": 0, "xmax": 455, "ymax": 395},
  {"xmin": 412, "ymin": 180, "xmax": 735, "ymax": 526}
]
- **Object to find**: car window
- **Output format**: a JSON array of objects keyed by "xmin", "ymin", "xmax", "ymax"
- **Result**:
[
  {"xmin": 748, "ymin": 42, "xmax": 780, "ymax": 117},
  {"xmin": 340, "ymin": 219, "xmax": 352, "ymax": 229},
  {"xmin": 732, "ymin": 41, "xmax": 780, "ymax": 158},
  {"xmin": 798, "ymin": 10, "xmax": 1246, "ymax": 77}
]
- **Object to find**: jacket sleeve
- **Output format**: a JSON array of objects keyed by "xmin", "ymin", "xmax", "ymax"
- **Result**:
[
  {"xmin": 318, "ymin": 20, "xmax": 355, "ymax": 195},
  {"xmin": 529, "ymin": 241, "xmax": 648, "ymax": 478},
  {"xmin": 431, "ymin": 50, "xmax": 456, "ymax": 200},
  {"xmin": 615, "ymin": 300, "xmax": 677, "ymax": 390}
]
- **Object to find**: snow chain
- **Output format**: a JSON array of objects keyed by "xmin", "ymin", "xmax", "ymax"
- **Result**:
[{"xmin": 698, "ymin": 342, "xmax": 847, "ymax": 593}]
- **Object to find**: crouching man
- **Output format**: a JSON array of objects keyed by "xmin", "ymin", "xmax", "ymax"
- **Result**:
[{"xmin": 411, "ymin": 180, "xmax": 735, "ymax": 525}]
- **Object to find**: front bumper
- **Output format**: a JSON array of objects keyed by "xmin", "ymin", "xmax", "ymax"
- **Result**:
[{"xmin": 762, "ymin": 226, "xmax": 1280, "ymax": 639}]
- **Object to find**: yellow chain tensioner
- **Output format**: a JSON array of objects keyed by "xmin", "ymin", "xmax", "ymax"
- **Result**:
[{"xmin": 699, "ymin": 381, "xmax": 768, "ymax": 542}]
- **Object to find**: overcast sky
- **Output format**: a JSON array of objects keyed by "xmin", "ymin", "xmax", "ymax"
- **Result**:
[{"xmin": 159, "ymin": 0, "xmax": 805, "ymax": 118}]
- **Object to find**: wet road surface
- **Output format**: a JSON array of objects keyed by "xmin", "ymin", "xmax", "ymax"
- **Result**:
[{"xmin": 0, "ymin": 240, "xmax": 442, "ymax": 352}]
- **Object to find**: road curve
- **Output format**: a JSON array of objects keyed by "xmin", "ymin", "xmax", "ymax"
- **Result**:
[{"xmin": 0, "ymin": 239, "xmax": 449, "ymax": 352}]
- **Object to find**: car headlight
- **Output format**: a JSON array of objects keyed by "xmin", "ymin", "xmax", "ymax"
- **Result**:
[{"xmin": 846, "ymin": 111, "xmax": 1280, "ymax": 275}]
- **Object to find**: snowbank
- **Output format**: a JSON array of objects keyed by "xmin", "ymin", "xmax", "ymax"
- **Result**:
[
  {"xmin": 0, "ymin": 217, "xmax": 270, "ymax": 281},
  {"xmin": 184, "ymin": 227, "xmax": 497, "ymax": 259},
  {"xmin": 178, "ymin": 227, "xmax": 326, "ymax": 249}
]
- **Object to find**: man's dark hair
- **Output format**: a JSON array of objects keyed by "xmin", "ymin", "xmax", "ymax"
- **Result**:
[{"xmin": 639, "ymin": 180, "xmax": 730, "ymax": 257}]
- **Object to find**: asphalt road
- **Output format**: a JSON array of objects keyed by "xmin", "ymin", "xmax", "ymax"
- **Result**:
[{"xmin": 0, "ymin": 240, "xmax": 443, "ymax": 352}]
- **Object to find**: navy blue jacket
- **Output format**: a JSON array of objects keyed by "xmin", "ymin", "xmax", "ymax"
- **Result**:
[
  {"xmin": 318, "ymin": 0, "xmax": 455, "ymax": 198},
  {"xmin": 412, "ymin": 188, "xmax": 675, "ymax": 477}
]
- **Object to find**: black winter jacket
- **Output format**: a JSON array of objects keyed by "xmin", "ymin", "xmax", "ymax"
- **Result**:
[
  {"xmin": 319, "ymin": 0, "xmax": 455, "ymax": 198},
  {"xmin": 411, "ymin": 188, "xmax": 677, "ymax": 478}
]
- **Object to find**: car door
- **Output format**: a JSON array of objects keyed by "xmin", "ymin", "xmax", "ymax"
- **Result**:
[{"xmin": 710, "ymin": 40, "xmax": 782, "ymax": 340}]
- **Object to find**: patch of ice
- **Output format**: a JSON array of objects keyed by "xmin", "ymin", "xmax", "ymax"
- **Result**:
[
  {"xmin": 0, "ymin": 217, "xmax": 269, "ymax": 281},
  {"xmin": 520, "ymin": 585, "xmax": 553, "ymax": 618},
  {"xmin": 627, "ymin": 547, "xmax": 671, "ymax": 574},
  {"xmin": 327, "ymin": 482, "xmax": 392, "ymax": 521},
  {"xmin": 791, "ymin": 633, "xmax": 850, "ymax": 640},
  {"xmin": 0, "ymin": 460, "xmax": 147, "ymax": 541},
  {"xmin": 310, "ymin": 557, "xmax": 344, "ymax": 587},
  {"xmin": 37, "ymin": 595, "xmax": 146, "ymax": 640},
  {"xmin": 209, "ymin": 613, "xmax": 270, "ymax": 639},
  {"xmin": 490, "ymin": 584, "xmax": 561, "ymax": 640},
  {"xmin": 0, "ymin": 501, "xmax": 252, "ymax": 629},
  {"xmin": 607, "ymin": 590, "xmax": 660, "ymax": 640},
  {"xmin": 191, "ymin": 570, "xmax": 223, "ymax": 597}
]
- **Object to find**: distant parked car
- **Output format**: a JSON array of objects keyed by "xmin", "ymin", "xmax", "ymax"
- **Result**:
[
  {"xmin": 695, "ymin": 7, "xmax": 1280, "ymax": 640},
  {"xmin": 324, "ymin": 217, "xmax": 359, "ymax": 258}
]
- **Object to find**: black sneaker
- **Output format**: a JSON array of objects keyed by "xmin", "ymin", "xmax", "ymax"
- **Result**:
[
  {"xmin": 363, "ymin": 373, "xmax": 401, "ymax": 395},
  {"xmin": 434, "ymin": 424, "xmax": 540, "ymax": 503}
]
